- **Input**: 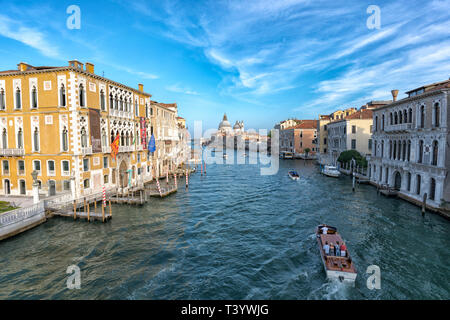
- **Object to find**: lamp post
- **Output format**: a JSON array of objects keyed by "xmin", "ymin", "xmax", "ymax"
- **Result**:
[{"xmin": 31, "ymin": 170, "xmax": 39, "ymax": 204}]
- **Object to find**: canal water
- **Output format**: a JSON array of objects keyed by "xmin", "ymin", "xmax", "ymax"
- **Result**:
[{"xmin": 0, "ymin": 151, "xmax": 449, "ymax": 300}]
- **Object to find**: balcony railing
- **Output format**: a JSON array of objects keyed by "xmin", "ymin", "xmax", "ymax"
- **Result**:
[
  {"xmin": 0, "ymin": 148, "xmax": 25, "ymax": 157},
  {"xmin": 119, "ymin": 146, "xmax": 133, "ymax": 153},
  {"xmin": 384, "ymin": 123, "xmax": 413, "ymax": 133},
  {"xmin": 81, "ymin": 146, "xmax": 93, "ymax": 155},
  {"xmin": 102, "ymin": 146, "xmax": 111, "ymax": 153}
]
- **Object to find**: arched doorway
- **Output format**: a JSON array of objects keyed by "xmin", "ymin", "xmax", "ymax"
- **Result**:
[
  {"xmin": 4, "ymin": 179, "xmax": 10, "ymax": 195},
  {"xmin": 119, "ymin": 160, "xmax": 128, "ymax": 188},
  {"xmin": 394, "ymin": 171, "xmax": 402, "ymax": 191}
]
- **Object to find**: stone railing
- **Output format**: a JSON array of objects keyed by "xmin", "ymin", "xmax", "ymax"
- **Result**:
[
  {"xmin": 102, "ymin": 146, "xmax": 111, "ymax": 153},
  {"xmin": 0, "ymin": 148, "xmax": 25, "ymax": 157},
  {"xmin": 384, "ymin": 123, "xmax": 413, "ymax": 133},
  {"xmin": 0, "ymin": 202, "xmax": 45, "ymax": 228},
  {"xmin": 81, "ymin": 146, "xmax": 93, "ymax": 155}
]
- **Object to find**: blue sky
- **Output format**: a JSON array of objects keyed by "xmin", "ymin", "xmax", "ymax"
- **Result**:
[{"xmin": 0, "ymin": 0, "xmax": 449, "ymax": 134}]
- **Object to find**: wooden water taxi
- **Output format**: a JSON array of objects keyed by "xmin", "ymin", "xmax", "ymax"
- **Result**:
[{"xmin": 316, "ymin": 225, "xmax": 357, "ymax": 284}]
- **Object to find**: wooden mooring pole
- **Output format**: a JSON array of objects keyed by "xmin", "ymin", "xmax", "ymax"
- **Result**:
[
  {"xmin": 73, "ymin": 200, "xmax": 77, "ymax": 220},
  {"xmin": 102, "ymin": 201, "xmax": 105, "ymax": 223},
  {"xmin": 109, "ymin": 199, "xmax": 112, "ymax": 218},
  {"xmin": 422, "ymin": 193, "xmax": 427, "ymax": 216}
]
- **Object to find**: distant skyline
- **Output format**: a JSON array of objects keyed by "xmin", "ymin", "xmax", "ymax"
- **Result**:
[{"xmin": 0, "ymin": 0, "xmax": 449, "ymax": 134}]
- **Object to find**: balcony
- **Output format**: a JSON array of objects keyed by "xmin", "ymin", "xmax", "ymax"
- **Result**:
[
  {"xmin": 102, "ymin": 146, "xmax": 111, "ymax": 153},
  {"xmin": 384, "ymin": 123, "xmax": 413, "ymax": 133},
  {"xmin": 81, "ymin": 146, "xmax": 93, "ymax": 155},
  {"xmin": 119, "ymin": 146, "xmax": 133, "ymax": 153},
  {"xmin": 136, "ymin": 145, "xmax": 143, "ymax": 151},
  {"xmin": 0, "ymin": 148, "xmax": 25, "ymax": 157}
]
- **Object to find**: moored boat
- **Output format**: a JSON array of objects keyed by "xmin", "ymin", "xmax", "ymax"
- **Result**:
[
  {"xmin": 321, "ymin": 165, "xmax": 341, "ymax": 178},
  {"xmin": 288, "ymin": 170, "xmax": 300, "ymax": 181},
  {"xmin": 316, "ymin": 225, "xmax": 357, "ymax": 284},
  {"xmin": 223, "ymin": 154, "xmax": 228, "ymax": 159}
]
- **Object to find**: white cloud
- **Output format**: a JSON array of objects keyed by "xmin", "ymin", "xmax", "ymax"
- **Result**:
[
  {"xmin": 166, "ymin": 83, "xmax": 199, "ymax": 95},
  {"xmin": 0, "ymin": 14, "xmax": 61, "ymax": 59}
]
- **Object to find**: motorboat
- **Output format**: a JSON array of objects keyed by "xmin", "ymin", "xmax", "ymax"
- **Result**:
[
  {"xmin": 223, "ymin": 154, "xmax": 228, "ymax": 159},
  {"xmin": 288, "ymin": 170, "xmax": 300, "ymax": 181},
  {"xmin": 316, "ymin": 225, "xmax": 357, "ymax": 284},
  {"xmin": 283, "ymin": 152, "xmax": 294, "ymax": 159},
  {"xmin": 321, "ymin": 165, "xmax": 341, "ymax": 178}
]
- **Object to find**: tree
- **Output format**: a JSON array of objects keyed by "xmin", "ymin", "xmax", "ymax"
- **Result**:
[
  {"xmin": 337, "ymin": 150, "xmax": 367, "ymax": 168},
  {"xmin": 304, "ymin": 148, "xmax": 311, "ymax": 158}
]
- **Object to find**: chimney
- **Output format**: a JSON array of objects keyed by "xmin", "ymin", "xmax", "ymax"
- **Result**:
[
  {"xmin": 391, "ymin": 89, "xmax": 399, "ymax": 102},
  {"xmin": 85, "ymin": 62, "xmax": 94, "ymax": 74},
  {"xmin": 138, "ymin": 84, "xmax": 144, "ymax": 92}
]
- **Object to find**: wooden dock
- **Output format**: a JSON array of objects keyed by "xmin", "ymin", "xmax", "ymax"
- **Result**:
[{"xmin": 50, "ymin": 198, "xmax": 113, "ymax": 223}]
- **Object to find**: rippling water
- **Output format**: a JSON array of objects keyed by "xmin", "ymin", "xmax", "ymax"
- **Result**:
[{"xmin": 0, "ymin": 151, "xmax": 449, "ymax": 299}]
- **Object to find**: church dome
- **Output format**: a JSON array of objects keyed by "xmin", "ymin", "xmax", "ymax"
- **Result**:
[{"xmin": 218, "ymin": 113, "xmax": 232, "ymax": 130}]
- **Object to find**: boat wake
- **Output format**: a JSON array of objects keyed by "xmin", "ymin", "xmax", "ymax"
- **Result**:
[{"xmin": 308, "ymin": 279, "xmax": 351, "ymax": 300}]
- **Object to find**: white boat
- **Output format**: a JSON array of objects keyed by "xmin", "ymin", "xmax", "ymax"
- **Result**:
[
  {"xmin": 288, "ymin": 170, "xmax": 300, "ymax": 181},
  {"xmin": 283, "ymin": 152, "xmax": 294, "ymax": 159},
  {"xmin": 223, "ymin": 154, "xmax": 228, "ymax": 159},
  {"xmin": 316, "ymin": 225, "xmax": 357, "ymax": 284},
  {"xmin": 321, "ymin": 165, "xmax": 341, "ymax": 178}
]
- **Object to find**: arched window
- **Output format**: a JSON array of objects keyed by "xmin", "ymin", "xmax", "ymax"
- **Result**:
[
  {"xmin": 33, "ymin": 127, "xmax": 39, "ymax": 151},
  {"xmin": 393, "ymin": 141, "xmax": 397, "ymax": 160},
  {"xmin": 62, "ymin": 127, "xmax": 68, "ymax": 151},
  {"xmin": 375, "ymin": 116, "xmax": 378, "ymax": 131},
  {"xmin": 397, "ymin": 140, "xmax": 401, "ymax": 160},
  {"xmin": 403, "ymin": 110, "xmax": 407, "ymax": 124},
  {"xmin": 389, "ymin": 141, "xmax": 392, "ymax": 159},
  {"xmin": 31, "ymin": 86, "xmax": 38, "ymax": 108},
  {"xmin": 381, "ymin": 114, "xmax": 385, "ymax": 130},
  {"xmin": 407, "ymin": 172, "xmax": 411, "ymax": 192},
  {"xmin": 418, "ymin": 140, "xmax": 423, "ymax": 163},
  {"xmin": 402, "ymin": 141, "xmax": 406, "ymax": 161},
  {"xmin": 416, "ymin": 175, "xmax": 421, "ymax": 195},
  {"xmin": 125, "ymin": 132, "xmax": 129, "ymax": 146},
  {"xmin": 15, "ymin": 87, "xmax": 21, "ymax": 109},
  {"xmin": 0, "ymin": 88, "xmax": 5, "ymax": 110},
  {"xmin": 381, "ymin": 140, "xmax": 384, "ymax": 158},
  {"xmin": 407, "ymin": 140, "xmax": 411, "ymax": 161},
  {"xmin": 408, "ymin": 108, "xmax": 412, "ymax": 123},
  {"xmin": 399, "ymin": 111, "xmax": 402, "ymax": 124},
  {"xmin": 114, "ymin": 95, "xmax": 118, "ymax": 110},
  {"xmin": 429, "ymin": 178, "xmax": 436, "ymax": 201},
  {"xmin": 120, "ymin": 131, "xmax": 124, "ymax": 146},
  {"xmin": 100, "ymin": 90, "xmax": 105, "ymax": 111},
  {"xmin": 2, "ymin": 128, "xmax": 7, "ymax": 148},
  {"xmin": 374, "ymin": 141, "xmax": 377, "ymax": 157},
  {"xmin": 394, "ymin": 112, "xmax": 398, "ymax": 125},
  {"xmin": 135, "ymin": 100, "xmax": 139, "ymax": 117},
  {"xmin": 81, "ymin": 128, "xmax": 87, "ymax": 148},
  {"xmin": 110, "ymin": 93, "xmax": 114, "ymax": 110},
  {"xmin": 120, "ymin": 97, "xmax": 123, "ymax": 111},
  {"xmin": 79, "ymin": 84, "xmax": 85, "ymax": 107},
  {"xmin": 17, "ymin": 128, "xmax": 23, "ymax": 149},
  {"xmin": 111, "ymin": 130, "xmax": 115, "ymax": 143},
  {"xmin": 390, "ymin": 112, "xmax": 393, "ymax": 125},
  {"xmin": 434, "ymin": 102, "xmax": 440, "ymax": 127},
  {"xmin": 102, "ymin": 129, "xmax": 107, "ymax": 147},
  {"xmin": 420, "ymin": 105, "xmax": 425, "ymax": 128},
  {"xmin": 60, "ymin": 84, "xmax": 66, "ymax": 106},
  {"xmin": 432, "ymin": 140, "xmax": 438, "ymax": 166}
]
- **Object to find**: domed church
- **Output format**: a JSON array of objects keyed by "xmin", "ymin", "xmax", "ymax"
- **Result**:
[{"xmin": 218, "ymin": 113, "xmax": 233, "ymax": 135}]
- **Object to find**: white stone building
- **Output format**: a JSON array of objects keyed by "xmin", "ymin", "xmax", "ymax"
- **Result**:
[{"xmin": 369, "ymin": 80, "xmax": 450, "ymax": 211}]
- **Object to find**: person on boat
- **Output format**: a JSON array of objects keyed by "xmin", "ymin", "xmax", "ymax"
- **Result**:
[
  {"xmin": 323, "ymin": 242, "xmax": 330, "ymax": 255},
  {"xmin": 340, "ymin": 242, "xmax": 347, "ymax": 257},
  {"xmin": 335, "ymin": 241, "xmax": 341, "ymax": 257},
  {"xmin": 329, "ymin": 242, "xmax": 335, "ymax": 256},
  {"xmin": 322, "ymin": 226, "xmax": 329, "ymax": 234}
]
